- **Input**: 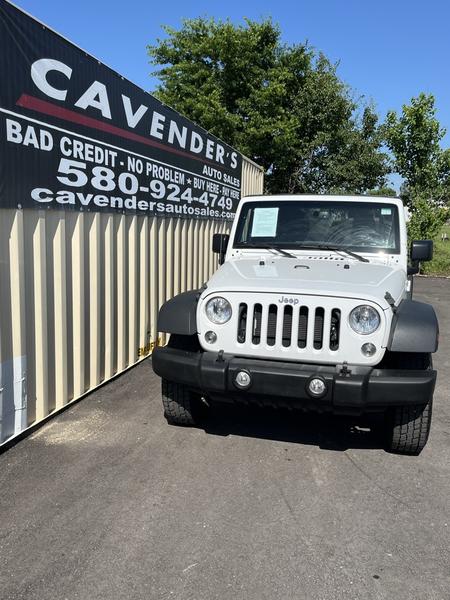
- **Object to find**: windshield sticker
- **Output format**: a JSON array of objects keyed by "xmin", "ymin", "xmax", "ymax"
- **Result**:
[
  {"xmin": 251, "ymin": 207, "xmax": 279, "ymax": 237},
  {"xmin": 381, "ymin": 207, "xmax": 392, "ymax": 215}
]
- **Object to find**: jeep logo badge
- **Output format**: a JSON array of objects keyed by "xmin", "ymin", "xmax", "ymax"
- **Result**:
[{"xmin": 278, "ymin": 296, "xmax": 299, "ymax": 305}]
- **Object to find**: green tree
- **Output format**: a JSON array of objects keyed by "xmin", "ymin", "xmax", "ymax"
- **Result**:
[
  {"xmin": 148, "ymin": 18, "xmax": 389, "ymax": 193},
  {"xmin": 367, "ymin": 186, "xmax": 398, "ymax": 197},
  {"xmin": 407, "ymin": 196, "xmax": 447, "ymax": 241},
  {"xmin": 384, "ymin": 94, "xmax": 445, "ymax": 199},
  {"xmin": 384, "ymin": 94, "xmax": 449, "ymax": 240}
]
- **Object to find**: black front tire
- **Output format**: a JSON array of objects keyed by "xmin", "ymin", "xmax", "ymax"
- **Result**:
[
  {"xmin": 385, "ymin": 400, "xmax": 433, "ymax": 455},
  {"xmin": 385, "ymin": 352, "xmax": 433, "ymax": 455},
  {"xmin": 162, "ymin": 379, "xmax": 198, "ymax": 426}
]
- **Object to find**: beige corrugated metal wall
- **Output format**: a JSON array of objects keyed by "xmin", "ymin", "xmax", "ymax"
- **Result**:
[
  {"xmin": 241, "ymin": 157, "xmax": 265, "ymax": 197},
  {"xmin": 0, "ymin": 157, "xmax": 263, "ymax": 444}
]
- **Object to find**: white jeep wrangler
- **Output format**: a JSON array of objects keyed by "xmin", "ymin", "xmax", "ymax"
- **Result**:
[{"xmin": 152, "ymin": 195, "xmax": 438, "ymax": 455}]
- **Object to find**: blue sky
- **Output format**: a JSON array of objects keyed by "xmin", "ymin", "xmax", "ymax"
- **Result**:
[{"xmin": 14, "ymin": 0, "xmax": 450, "ymax": 176}]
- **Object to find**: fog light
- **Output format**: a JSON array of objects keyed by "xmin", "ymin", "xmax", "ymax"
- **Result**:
[
  {"xmin": 361, "ymin": 342, "xmax": 376, "ymax": 357},
  {"xmin": 234, "ymin": 370, "xmax": 252, "ymax": 389},
  {"xmin": 307, "ymin": 377, "xmax": 327, "ymax": 398},
  {"xmin": 204, "ymin": 330, "xmax": 217, "ymax": 344}
]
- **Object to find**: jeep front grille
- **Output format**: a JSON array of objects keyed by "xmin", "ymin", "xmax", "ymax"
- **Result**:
[
  {"xmin": 199, "ymin": 292, "xmax": 387, "ymax": 366},
  {"xmin": 237, "ymin": 302, "xmax": 341, "ymax": 351}
]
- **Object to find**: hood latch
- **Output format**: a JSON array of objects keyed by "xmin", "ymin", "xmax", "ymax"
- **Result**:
[{"xmin": 384, "ymin": 292, "xmax": 397, "ymax": 313}]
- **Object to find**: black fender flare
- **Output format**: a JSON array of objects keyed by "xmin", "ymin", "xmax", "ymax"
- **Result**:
[
  {"xmin": 387, "ymin": 299, "xmax": 439, "ymax": 353},
  {"xmin": 158, "ymin": 290, "xmax": 202, "ymax": 335}
]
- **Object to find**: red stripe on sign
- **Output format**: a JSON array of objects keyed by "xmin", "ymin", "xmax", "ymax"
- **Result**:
[{"xmin": 15, "ymin": 93, "xmax": 216, "ymax": 166}]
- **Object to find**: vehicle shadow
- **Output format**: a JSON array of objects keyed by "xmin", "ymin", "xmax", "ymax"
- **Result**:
[{"xmin": 200, "ymin": 404, "xmax": 385, "ymax": 452}]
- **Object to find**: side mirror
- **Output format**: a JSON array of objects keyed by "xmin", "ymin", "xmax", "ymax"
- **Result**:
[
  {"xmin": 212, "ymin": 233, "xmax": 229, "ymax": 265},
  {"xmin": 410, "ymin": 240, "xmax": 433, "ymax": 262}
]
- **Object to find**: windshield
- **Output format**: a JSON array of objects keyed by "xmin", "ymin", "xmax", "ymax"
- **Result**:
[{"xmin": 234, "ymin": 200, "xmax": 400, "ymax": 254}]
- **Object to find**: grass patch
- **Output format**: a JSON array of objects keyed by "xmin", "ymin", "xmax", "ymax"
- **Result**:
[{"xmin": 421, "ymin": 224, "xmax": 450, "ymax": 276}]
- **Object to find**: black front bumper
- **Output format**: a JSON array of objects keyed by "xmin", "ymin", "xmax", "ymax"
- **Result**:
[{"xmin": 152, "ymin": 347, "xmax": 437, "ymax": 414}]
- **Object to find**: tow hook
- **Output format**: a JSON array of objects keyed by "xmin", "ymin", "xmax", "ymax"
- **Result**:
[{"xmin": 339, "ymin": 362, "xmax": 352, "ymax": 377}]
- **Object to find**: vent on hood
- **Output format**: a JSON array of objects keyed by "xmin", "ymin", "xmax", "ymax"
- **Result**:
[{"xmin": 306, "ymin": 256, "xmax": 345, "ymax": 261}]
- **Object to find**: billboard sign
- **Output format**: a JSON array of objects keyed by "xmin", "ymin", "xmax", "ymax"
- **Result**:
[{"xmin": 0, "ymin": 1, "xmax": 242, "ymax": 218}]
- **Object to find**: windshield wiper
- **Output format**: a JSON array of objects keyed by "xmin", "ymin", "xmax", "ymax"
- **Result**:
[
  {"xmin": 239, "ymin": 242, "xmax": 297, "ymax": 259},
  {"xmin": 293, "ymin": 244, "xmax": 369, "ymax": 263}
]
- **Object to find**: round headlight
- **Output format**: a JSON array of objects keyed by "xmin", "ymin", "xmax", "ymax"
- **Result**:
[
  {"xmin": 349, "ymin": 305, "xmax": 380, "ymax": 335},
  {"xmin": 205, "ymin": 296, "xmax": 232, "ymax": 324}
]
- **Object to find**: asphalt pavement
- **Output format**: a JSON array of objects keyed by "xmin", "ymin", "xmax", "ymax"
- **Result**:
[{"xmin": 1, "ymin": 277, "xmax": 449, "ymax": 600}]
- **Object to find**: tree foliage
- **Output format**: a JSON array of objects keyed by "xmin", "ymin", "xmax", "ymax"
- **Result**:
[
  {"xmin": 384, "ymin": 94, "xmax": 450, "ymax": 204},
  {"xmin": 148, "ymin": 18, "xmax": 389, "ymax": 193},
  {"xmin": 367, "ymin": 186, "xmax": 397, "ymax": 197},
  {"xmin": 407, "ymin": 196, "xmax": 447, "ymax": 241},
  {"xmin": 384, "ymin": 94, "xmax": 446, "ymax": 197},
  {"xmin": 383, "ymin": 94, "xmax": 449, "ymax": 240}
]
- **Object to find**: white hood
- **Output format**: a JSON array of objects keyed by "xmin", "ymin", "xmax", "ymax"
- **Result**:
[{"xmin": 204, "ymin": 256, "xmax": 406, "ymax": 310}]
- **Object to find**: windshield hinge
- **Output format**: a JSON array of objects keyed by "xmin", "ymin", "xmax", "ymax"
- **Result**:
[{"xmin": 384, "ymin": 292, "xmax": 397, "ymax": 313}]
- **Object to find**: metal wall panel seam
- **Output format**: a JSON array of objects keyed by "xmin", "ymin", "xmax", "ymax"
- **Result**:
[
  {"xmin": 89, "ymin": 213, "xmax": 101, "ymax": 388},
  {"xmin": 72, "ymin": 213, "xmax": 86, "ymax": 398},
  {"xmin": 165, "ymin": 218, "xmax": 174, "ymax": 302},
  {"xmin": 173, "ymin": 218, "xmax": 181, "ymax": 297},
  {"xmin": 8, "ymin": 209, "xmax": 27, "ymax": 433},
  {"xmin": 104, "ymin": 214, "xmax": 115, "ymax": 380},
  {"xmin": 52, "ymin": 216, "xmax": 68, "ymax": 410},
  {"xmin": 127, "ymin": 215, "xmax": 138, "ymax": 367},
  {"xmin": 139, "ymin": 216, "xmax": 150, "ymax": 357},
  {"xmin": 157, "ymin": 218, "xmax": 167, "ymax": 346},
  {"xmin": 32, "ymin": 211, "xmax": 48, "ymax": 420},
  {"xmin": 149, "ymin": 217, "xmax": 158, "ymax": 350},
  {"xmin": 116, "ymin": 214, "xmax": 127, "ymax": 373},
  {"xmin": 180, "ymin": 220, "xmax": 187, "ymax": 294}
]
